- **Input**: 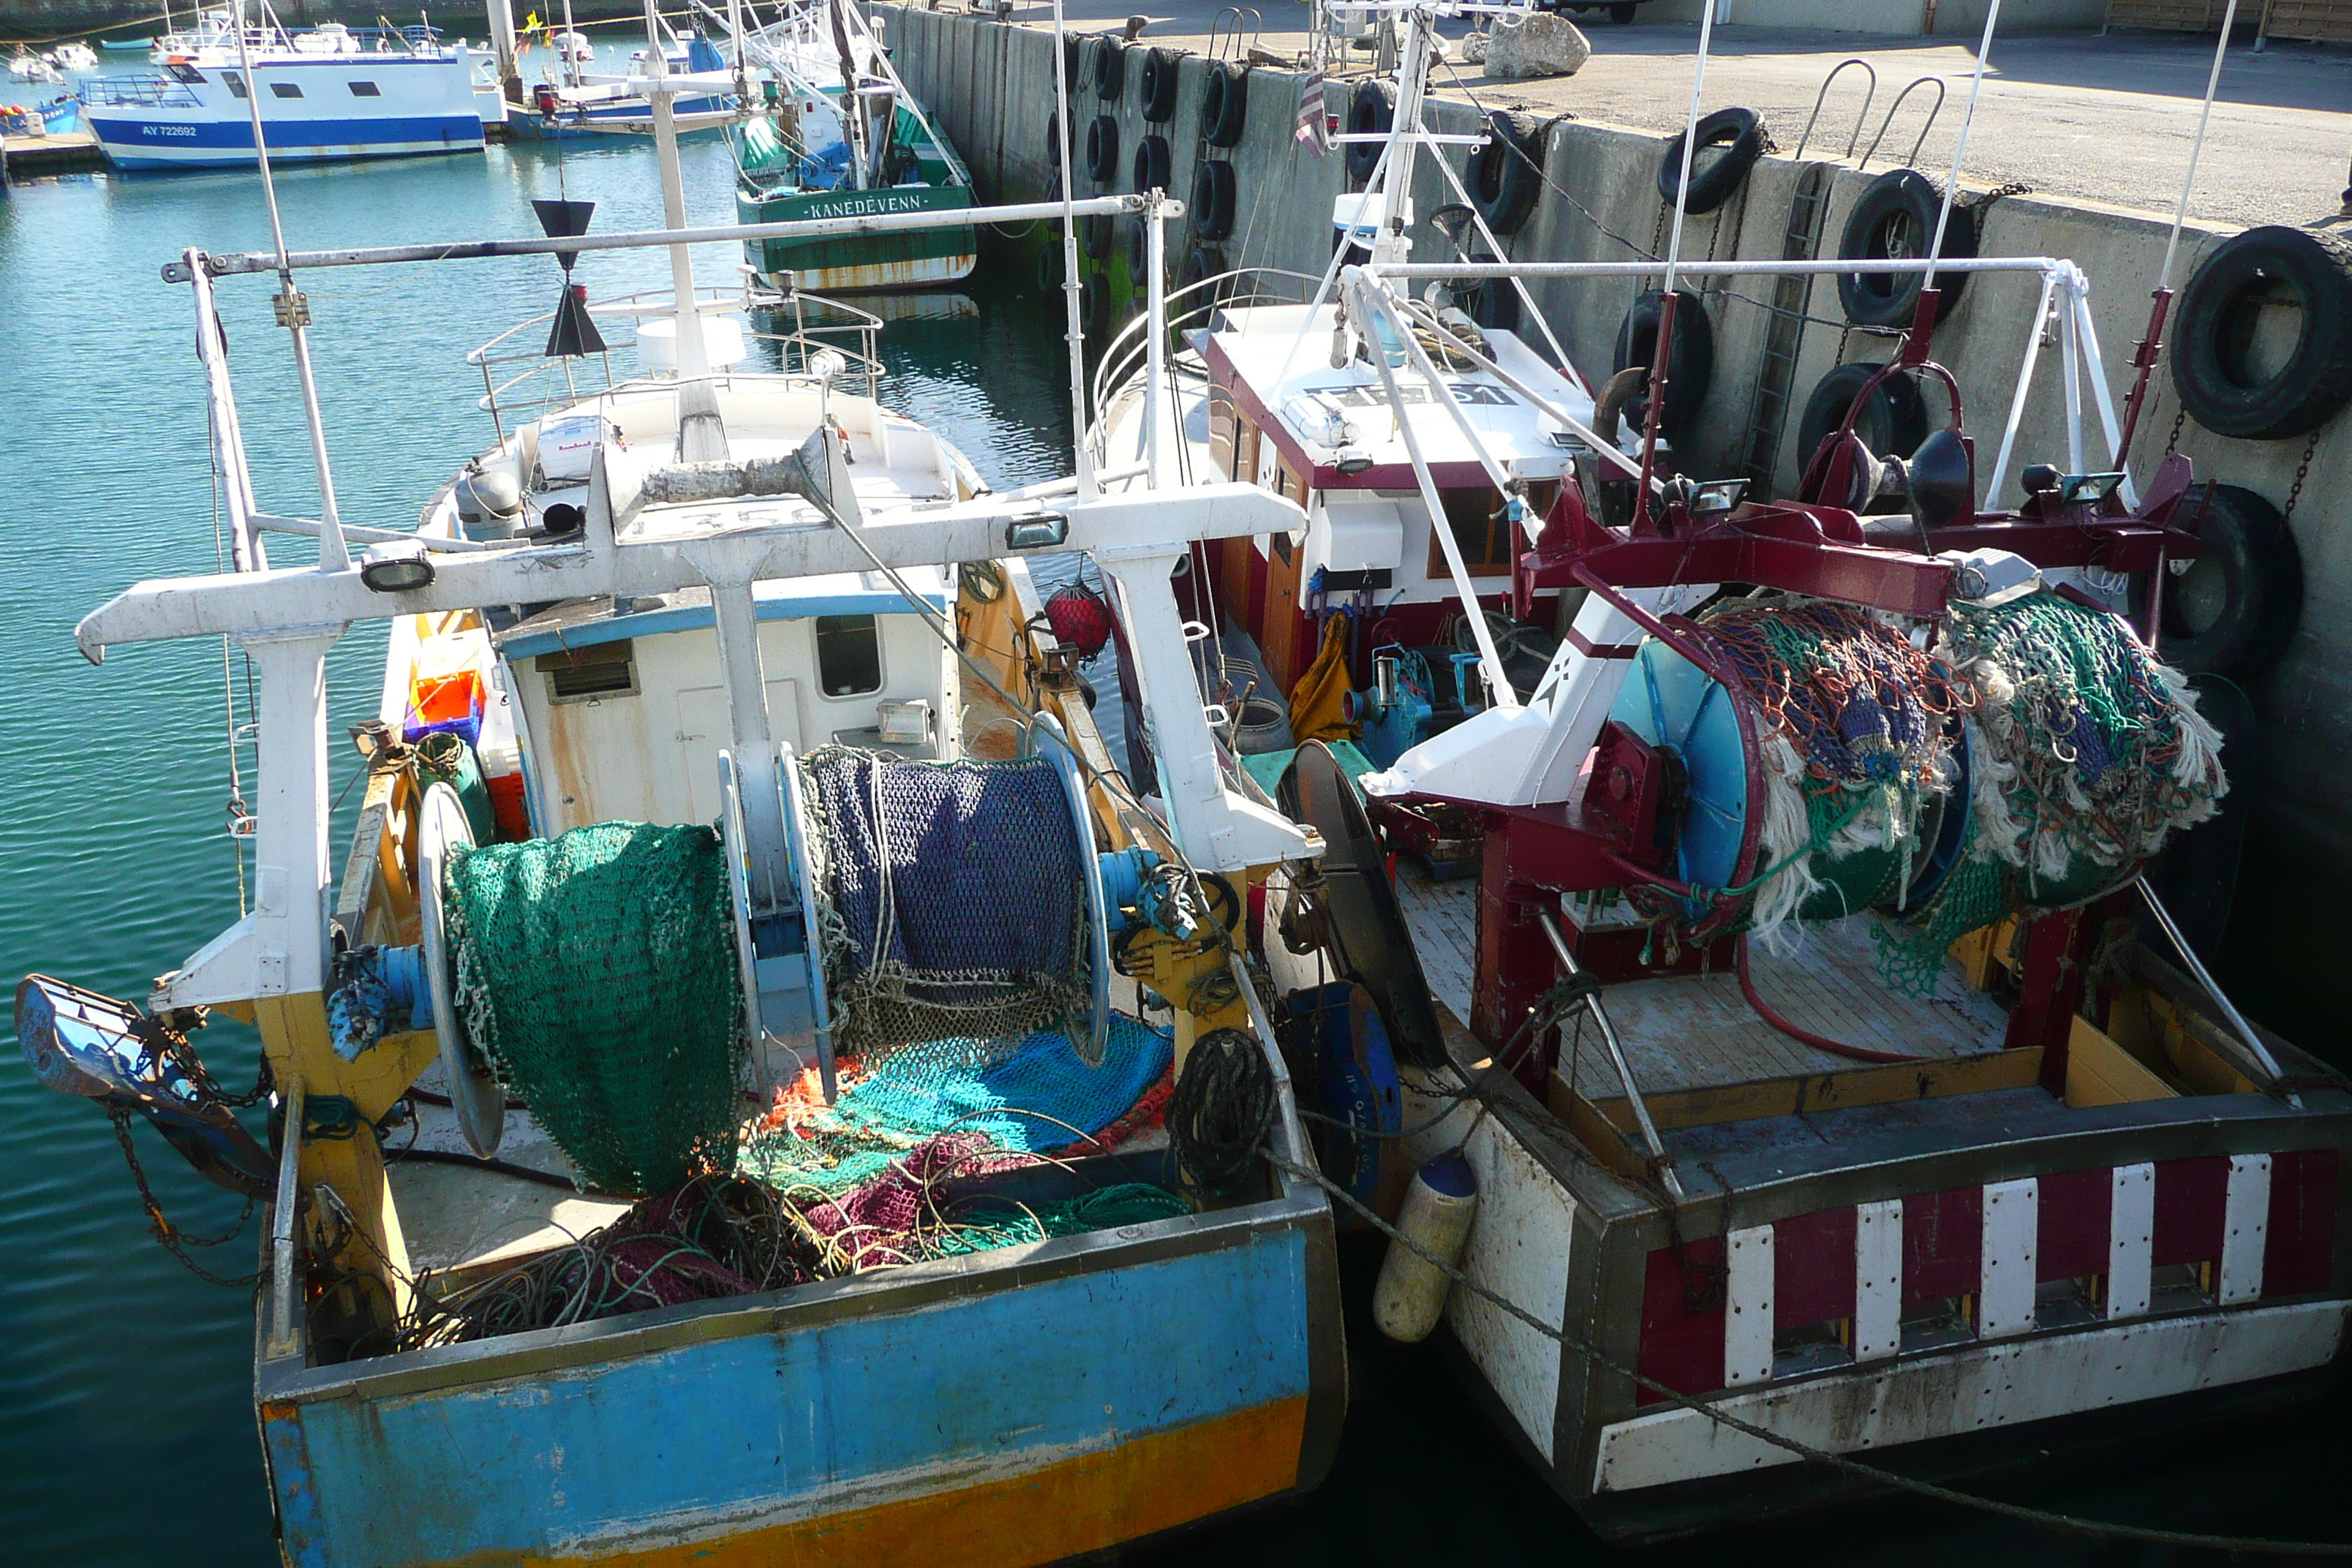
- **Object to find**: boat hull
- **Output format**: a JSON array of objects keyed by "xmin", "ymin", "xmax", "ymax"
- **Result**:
[
  {"xmin": 739, "ymin": 182, "xmax": 978, "ymax": 293},
  {"xmin": 260, "ymin": 1187, "xmax": 1344, "ymax": 1567}
]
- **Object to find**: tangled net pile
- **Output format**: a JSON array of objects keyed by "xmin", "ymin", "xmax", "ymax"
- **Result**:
[
  {"xmin": 1865, "ymin": 589, "xmax": 2228, "ymax": 991},
  {"xmin": 444, "ymin": 823, "xmax": 745, "ymax": 1196},
  {"xmin": 1697, "ymin": 595, "xmax": 1970, "ymax": 941},
  {"xmin": 397, "ymin": 1158, "xmax": 1188, "ymax": 1351},
  {"xmin": 801, "ymin": 747, "xmax": 1096, "ymax": 1064}
]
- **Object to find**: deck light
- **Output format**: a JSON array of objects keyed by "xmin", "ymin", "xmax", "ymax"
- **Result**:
[
  {"xmin": 358, "ymin": 539, "xmax": 436, "ymax": 595},
  {"xmin": 1004, "ymin": 512, "xmax": 1069, "ymax": 551},
  {"xmin": 1334, "ymin": 445, "xmax": 1373, "ymax": 475}
]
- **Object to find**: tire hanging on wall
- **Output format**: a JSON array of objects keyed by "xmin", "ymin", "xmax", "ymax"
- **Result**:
[
  {"xmin": 1203, "ymin": 59, "xmax": 1249, "ymax": 148},
  {"xmin": 2129, "ymin": 482, "xmax": 2304, "ymax": 678},
  {"xmin": 1795, "ymin": 361, "xmax": 1931, "ymax": 472},
  {"xmin": 1612, "ymin": 289, "xmax": 1714, "ymax": 440},
  {"xmin": 1085, "ymin": 113, "xmax": 1120, "ymax": 184},
  {"xmin": 1347, "ymin": 78, "xmax": 1395, "ymax": 181},
  {"xmin": 1132, "ymin": 132, "xmax": 1172, "ymax": 195},
  {"xmin": 1140, "ymin": 46, "xmax": 1183, "ymax": 121},
  {"xmin": 1092, "ymin": 34, "xmax": 1126, "ymax": 99},
  {"xmin": 1194, "ymin": 159, "xmax": 1237, "ymax": 242},
  {"xmin": 1469, "ymin": 110, "xmax": 1544, "ymax": 236},
  {"xmin": 2169, "ymin": 226, "xmax": 2352, "ymax": 442},
  {"xmin": 1836, "ymin": 169, "xmax": 1975, "ymax": 328},
  {"xmin": 1126, "ymin": 215, "xmax": 1152, "ymax": 282},
  {"xmin": 1081, "ymin": 272, "xmax": 1111, "ymax": 336},
  {"xmin": 1182, "ymin": 245, "xmax": 1230, "ymax": 309},
  {"xmin": 1080, "ymin": 211, "xmax": 1115, "ymax": 261},
  {"xmin": 1655, "ymin": 106, "xmax": 1765, "ymax": 215},
  {"xmin": 1044, "ymin": 110, "xmax": 1063, "ymax": 173}
]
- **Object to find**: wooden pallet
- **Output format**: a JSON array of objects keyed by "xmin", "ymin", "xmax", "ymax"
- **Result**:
[
  {"xmin": 2108, "ymin": 0, "xmax": 2234, "ymax": 29},
  {"xmin": 2261, "ymin": 0, "xmax": 2352, "ymax": 42}
]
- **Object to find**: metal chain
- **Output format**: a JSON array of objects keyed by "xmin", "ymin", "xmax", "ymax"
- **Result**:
[
  {"xmin": 2283, "ymin": 430, "xmax": 2319, "ymax": 529},
  {"xmin": 106, "ymin": 1107, "xmax": 262, "ymax": 1289},
  {"xmin": 2166, "ymin": 405, "xmax": 2187, "ymax": 456}
]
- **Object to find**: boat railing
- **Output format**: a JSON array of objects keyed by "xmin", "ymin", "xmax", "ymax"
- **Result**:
[
  {"xmin": 1088, "ymin": 265, "xmax": 1324, "ymax": 458},
  {"xmin": 80, "ymin": 73, "xmax": 203, "ymax": 108},
  {"xmin": 465, "ymin": 281, "xmax": 886, "ymax": 441}
]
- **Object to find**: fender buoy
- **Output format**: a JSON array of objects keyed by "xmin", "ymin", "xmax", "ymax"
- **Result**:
[
  {"xmin": 1469, "ymin": 110, "xmax": 1544, "ymax": 236},
  {"xmin": 1091, "ymin": 34, "xmax": 1126, "ymax": 99},
  {"xmin": 1203, "ymin": 59, "xmax": 1248, "ymax": 148},
  {"xmin": 1085, "ymin": 113, "xmax": 1120, "ymax": 184},
  {"xmin": 1795, "ymin": 361, "xmax": 1930, "ymax": 472},
  {"xmin": 2130, "ymin": 482, "xmax": 2304, "ymax": 677},
  {"xmin": 1139, "ymin": 45, "xmax": 1182, "ymax": 120},
  {"xmin": 1193, "ymin": 159, "xmax": 1237, "ymax": 241},
  {"xmin": 1132, "ymin": 132, "xmax": 1171, "ymax": 195},
  {"xmin": 1372, "ymin": 1153, "xmax": 1479, "ymax": 1343},
  {"xmin": 2171, "ymin": 226, "xmax": 2352, "ymax": 441},
  {"xmin": 1837, "ymin": 168, "xmax": 1974, "ymax": 328},
  {"xmin": 1613, "ymin": 289, "xmax": 1715, "ymax": 440},
  {"xmin": 1346, "ymin": 78, "xmax": 1395, "ymax": 181},
  {"xmin": 1656, "ymin": 106, "xmax": 1765, "ymax": 215}
]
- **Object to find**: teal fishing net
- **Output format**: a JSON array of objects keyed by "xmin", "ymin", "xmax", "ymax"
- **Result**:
[
  {"xmin": 442, "ymin": 822, "xmax": 746, "ymax": 1196},
  {"xmin": 739, "ymin": 1014, "xmax": 1175, "ymax": 1196}
]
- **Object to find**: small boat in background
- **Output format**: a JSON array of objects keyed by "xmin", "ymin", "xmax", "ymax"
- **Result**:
[
  {"xmin": 734, "ymin": 0, "xmax": 976, "ymax": 293},
  {"xmin": 99, "ymin": 36, "xmax": 155, "ymax": 53},
  {"xmin": 9, "ymin": 50, "xmax": 63, "ymax": 84},
  {"xmin": 552, "ymin": 29, "xmax": 592, "ymax": 63},
  {"xmin": 48, "ymin": 42, "xmax": 99, "ymax": 72},
  {"xmin": 80, "ymin": 1, "xmax": 485, "ymax": 170}
]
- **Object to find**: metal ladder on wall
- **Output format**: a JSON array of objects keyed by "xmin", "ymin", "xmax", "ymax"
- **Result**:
[{"xmin": 1738, "ymin": 162, "xmax": 1836, "ymax": 496}]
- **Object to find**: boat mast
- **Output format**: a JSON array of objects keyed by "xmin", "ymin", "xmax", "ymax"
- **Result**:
[
  {"xmin": 642, "ymin": 0, "xmax": 709, "ymax": 380},
  {"xmin": 1049, "ymin": 0, "xmax": 1093, "ymax": 497},
  {"xmin": 560, "ymin": 0, "xmax": 580, "ymax": 88}
]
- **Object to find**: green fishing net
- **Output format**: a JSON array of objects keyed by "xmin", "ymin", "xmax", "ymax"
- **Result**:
[{"xmin": 442, "ymin": 822, "xmax": 746, "ymax": 1196}]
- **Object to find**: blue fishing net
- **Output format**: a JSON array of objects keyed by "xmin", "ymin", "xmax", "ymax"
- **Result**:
[{"xmin": 739, "ymin": 1015, "xmax": 1174, "ymax": 1196}]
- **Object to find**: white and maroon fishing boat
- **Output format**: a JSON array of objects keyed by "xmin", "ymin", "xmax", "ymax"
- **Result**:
[{"xmin": 1096, "ymin": 2, "xmax": 2352, "ymax": 1542}]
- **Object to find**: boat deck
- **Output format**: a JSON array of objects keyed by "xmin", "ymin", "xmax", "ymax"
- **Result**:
[{"xmin": 1393, "ymin": 860, "xmax": 2010, "ymax": 1100}]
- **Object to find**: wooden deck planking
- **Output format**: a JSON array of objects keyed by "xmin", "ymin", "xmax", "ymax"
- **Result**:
[{"xmin": 1392, "ymin": 860, "xmax": 2013, "ymax": 1098}]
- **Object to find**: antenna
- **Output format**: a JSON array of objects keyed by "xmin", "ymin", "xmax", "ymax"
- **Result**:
[{"xmin": 232, "ymin": 0, "xmax": 353, "ymax": 574}]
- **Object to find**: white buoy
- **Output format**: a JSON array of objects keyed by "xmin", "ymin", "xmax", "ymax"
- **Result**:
[{"xmin": 1373, "ymin": 1152, "xmax": 1480, "ymax": 1343}]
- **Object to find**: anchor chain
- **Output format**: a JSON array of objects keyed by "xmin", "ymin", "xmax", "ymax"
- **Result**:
[
  {"xmin": 2282, "ymin": 430, "xmax": 2318, "ymax": 529},
  {"xmin": 106, "ymin": 1106, "xmax": 260, "ymax": 1289}
]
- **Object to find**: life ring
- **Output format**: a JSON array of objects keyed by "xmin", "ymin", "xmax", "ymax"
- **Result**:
[
  {"xmin": 1656, "ymin": 106, "xmax": 1765, "ymax": 215},
  {"xmin": 2170, "ymin": 225, "xmax": 2352, "ymax": 441},
  {"xmin": 1140, "ymin": 45, "xmax": 1182, "ymax": 121},
  {"xmin": 1085, "ymin": 114, "xmax": 1120, "ymax": 184},
  {"xmin": 1203, "ymin": 59, "xmax": 1248, "ymax": 148},
  {"xmin": 2129, "ymin": 482, "xmax": 2304, "ymax": 678},
  {"xmin": 1795, "ymin": 361, "xmax": 1930, "ymax": 472},
  {"xmin": 1132, "ymin": 132, "xmax": 1172, "ymax": 195},
  {"xmin": 1612, "ymin": 289, "xmax": 1714, "ymax": 440},
  {"xmin": 1469, "ymin": 110, "xmax": 1544, "ymax": 236},
  {"xmin": 1347, "ymin": 78, "xmax": 1395, "ymax": 181},
  {"xmin": 1836, "ymin": 169, "xmax": 1974, "ymax": 328},
  {"xmin": 1092, "ymin": 34, "xmax": 1126, "ymax": 99},
  {"xmin": 1193, "ymin": 159, "xmax": 1237, "ymax": 241}
]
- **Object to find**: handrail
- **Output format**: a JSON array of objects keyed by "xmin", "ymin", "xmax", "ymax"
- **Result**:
[
  {"xmin": 1858, "ymin": 75, "xmax": 1945, "ymax": 171},
  {"xmin": 1535, "ymin": 909, "xmax": 1684, "ymax": 1206},
  {"xmin": 1376, "ymin": 255, "xmax": 2064, "ymax": 281},
  {"xmin": 1088, "ymin": 265, "xmax": 1322, "ymax": 439},
  {"xmin": 1791, "ymin": 57, "xmax": 1874, "ymax": 162}
]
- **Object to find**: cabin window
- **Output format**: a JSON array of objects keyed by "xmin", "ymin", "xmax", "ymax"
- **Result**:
[
  {"xmin": 815, "ymin": 615, "xmax": 883, "ymax": 698},
  {"xmin": 538, "ymin": 641, "xmax": 638, "ymax": 704},
  {"xmin": 1428, "ymin": 486, "xmax": 1515, "ymax": 578},
  {"xmin": 168, "ymin": 63, "xmax": 207, "ymax": 85},
  {"xmin": 349, "ymin": 80, "xmax": 381, "ymax": 97},
  {"xmin": 1277, "ymin": 461, "xmax": 1307, "ymax": 507},
  {"xmin": 271, "ymin": 81, "xmax": 303, "ymax": 99}
]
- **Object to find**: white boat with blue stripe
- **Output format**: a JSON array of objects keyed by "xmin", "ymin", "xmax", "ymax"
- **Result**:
[{"xmin": 80, "ymin": 4, "xmax": 485, "ymax": 171}]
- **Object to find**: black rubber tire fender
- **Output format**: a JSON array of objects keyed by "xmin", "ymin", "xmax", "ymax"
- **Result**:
[
  {"xmin": 1612, "ymin": 289, "xmax": 1714, "ymax": 440},
  {"xmin": 1473, "ymin": 274, "xmax": 1522, "ymax": 333},
  {"xmin": 1346, "ymin": 78, "xmax": 1395, "ymax": 181},
  {"xmin": 1181, "ymin": 246, "xmax": 1231, "ymax": 309},
  {"xmin": 1044, "ymin": 110, "xmax": 1063, "ymax": 173},
  {"xmin": 1126, "ymin": 214, "xmax": 1151, "ymax": 281},
  {"xmin": 1204, "ymin": 59, "xmax": 1249, "ymax": 148},
  {"xmin": 1080, "ymin": 271, "xmax": 1111, "ymax": 336},
  {"xmin": 1469, "ymin": 110, "xmax": 1545, "ymax": 236},
  {"xmin": 1132, "ymin": 132, "xmax": 1172, "ymax": 195},
  {"xmin": 1656, "ymin": 106, "xmax": 1765, "ymax": 216},
  {"xmin": 1060, "ymin": 32, "xmax": 1084, "ymax": 97},
  {"xmin": 1194, "ymin": 159, "xmax": 1237, "ymax": 241},
  {"xmin": 1085, "ymin": 113, "xmax": 1120, "ymax": 184},
  {"xmin": 1139, "ymin": 45, "xmax": 1182, "ymax": 121},
  {"xmin": 1836, "ymin": 169, "xmax": 1974, "ymax": 328},
  {"xmin": 2170, "ymin": 226, "xmax": 2352, "ymax": 442},
  {"xmin": 1092, "ymin": 35, "xmax": 1126, "ymax": 99},
  {"xmin": 2129, "ymin": 482, "xmax": 2304, "ymax": 677},
  {"xmin": 1079, "ymin": 211, "xmax": 1115, "ymax": 261},
  {"xmin": 1795, "ymin": 361, "xmax": 1931, "ymax": 472}
]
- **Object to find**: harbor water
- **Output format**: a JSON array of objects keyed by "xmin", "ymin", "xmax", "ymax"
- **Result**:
[{"xmin": 1, "ymin": 137, "xmax": 2345, "ymax": 1567}]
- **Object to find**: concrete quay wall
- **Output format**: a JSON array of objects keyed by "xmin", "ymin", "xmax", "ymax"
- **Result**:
[{"xmin": 880, "ymin": 3, "xmax": 2352, "ymax": 970}]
